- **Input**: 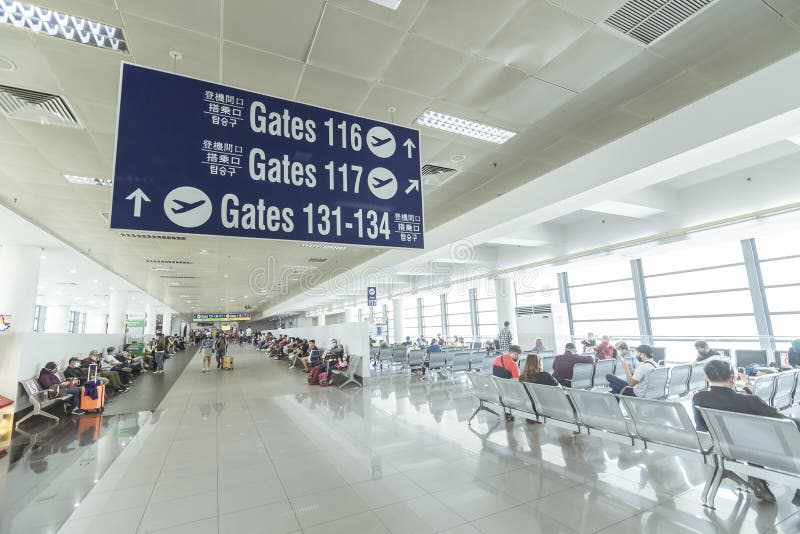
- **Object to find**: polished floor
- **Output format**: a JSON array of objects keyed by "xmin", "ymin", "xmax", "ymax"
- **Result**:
[{"xmin": 36, "ymin": 345, "xmax": 799, "ymax": 533}]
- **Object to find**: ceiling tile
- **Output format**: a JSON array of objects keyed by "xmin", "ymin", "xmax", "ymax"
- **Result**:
[
  {"xmin": 548, "ymin": 0, "xmax": 628, "ymax": 23},
  {"xmin": 417, "ymin": 133, "xmax": 452, "ymax": 163},
  {"xmin": 380, "ymin": 35, "xmax": 469, "ymax": 97},
  {"xmin": 222, "ymin": 41, "xmax": 304, "ymax": 100},
  {"xmin": 307, "ymin": 5, "xmax": 405, "ymax": 81},
  {"xmin": 500, "ymin": 125, "xmax": 562, "ymax": 157},
  {"xmin": 358, "ymin": 84, "xmax": 432, "ymax": 126},
  {"xmin": 327, "ymin": 0, "xmax": 426, "ymax": 31},
  {"xmin": 487, "ymin": 76, "xmax": 575, "ymax": 125},
  {"xmin": 122, "ymin": 14, "xmax": 220, "ymax": 82},
  {"xmin": 441, "ymin": 57, "xmax": 527, "ymax": 111},
  {"xmin": 535, "ymin": 136, "xmax": 599, "ymax": 167},
  {"xmin": 566, "ymin": 107, "xmax": 650, "ymax": 146},
  {"xmin": 481, "ymin": 0, "xmax": 592, "ymax": 75},
  {"xmin": 536, "ymin": 26, "xmax": 641, "ymax": 93},
  {"xmin": 118, "ymin": 0, "xmax": 221, "ymax": 37},
  {"xmin": 579, "ymin": 50, "xmax": 682, "ymax": 109},
  {"xmin": 622, "ymin": 71, "xmax": 718, "ymax": 120},
  {"xmin": 295, "ymin": 66, "xmax": 372, "ymax": 114},
  {"xmin": 0, "ymin": 29, "xmax": 62, "ymax": 92},
  {"xmin": 412, "ymin": 0, "xmax": 527, "ymax": 52},
  {"xmin": 224, "ymin": 0, "xmax": 324, "ymax": 61},
  {"xmin": 70, "ymin": 98, "xmax": 118, "ymax": 135}
]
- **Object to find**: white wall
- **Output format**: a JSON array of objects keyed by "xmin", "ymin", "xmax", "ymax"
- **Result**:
[
  {"xmin": 0, "ymin": 332, "xmax": 124, "ymax": 409},
  {"xmin": 276, "ymin": 321, "xmax": 370, "ymax": 380}
]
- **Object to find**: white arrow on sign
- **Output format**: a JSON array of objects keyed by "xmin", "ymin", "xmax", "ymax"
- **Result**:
[
  {"xmin": 125, "ymin": 188, "xmax": 151, "ymax": 218},
  {"xmin": 403, "ymin": 138, "xmax": 416, "ymax": 158},
  {"xmin": 405, "ymin": 179, "xmax": 420, "ymax": 195}
]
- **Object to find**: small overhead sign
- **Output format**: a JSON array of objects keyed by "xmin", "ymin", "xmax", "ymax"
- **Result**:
[
  {"xmin": 111, "ymin": 64, "xmax": 424, "ymax": 249},
  {"xmin": 125, "ymin": 319, "xmax": 146, "ymax": 328},
  {"xmin": 192, "ymin": 312, "xmax": 251, "ymax": 322},
  {"xmin": 367, "ymin": 287, "xmax": 377, "ymax": 307}
]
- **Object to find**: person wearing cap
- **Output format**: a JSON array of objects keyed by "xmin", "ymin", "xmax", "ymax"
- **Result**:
[
  {"xmin": 552, "ymin": 343, "xmax": 594, "ymax": 387},
  {"xmin": 38, "ymin": 362, "xmax": 85, "ymax": 415},
  {"xmin": 606, "ymin": 344, "xmax": 658, "ymax": 396}
]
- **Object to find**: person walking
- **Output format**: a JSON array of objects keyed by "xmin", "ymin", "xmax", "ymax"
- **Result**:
[
  {"xmin": 200, "ymin": 333, "xmax": 214, "ymax": 372},
  {"xmin": 214, "ymin": 334, "xmax": 228, "ymax": 370},
  {"xmin": 154, "ymin": 333, "xmax": 166, "ymax": 374},
  {"xmin": 498, "ymin": 321, "xmax": 513, "ymax": 353}
]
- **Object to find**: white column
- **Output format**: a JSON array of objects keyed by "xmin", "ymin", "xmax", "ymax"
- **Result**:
[
  {"xmin": 162, "ymin": 311, "xmax": 173, "ymax": 335},
  {"xmin": 344, "ymin": 306, "xmax": 357, "ymax": 323},
  {"xmin": 494, "ymin": 277, "xmax": 517, "ymax": 344},
  {"xmin": 107, "ymin": 289, "xmax": 128, "ymax": 335},
  {"xmin": 45, "ymin": 305, "xmax": 71, "ymax": 333},
  {"xmin": 317, "ymin": 313, "xmax": 326, "ymax": 326},
  {"xmin": 85, "ymin": 309, "xmax": 107, "ymax": 334},
  {"xmin": 392, "ymin": 298, "xmax": 404, "ymax": 343},
  {"xmin": 0, "ymin": 244, "xmax": 41, "ymax": 333},
  {"xmin": 144, "ymin": 303, "xmax": 156, "ymax": 335}
]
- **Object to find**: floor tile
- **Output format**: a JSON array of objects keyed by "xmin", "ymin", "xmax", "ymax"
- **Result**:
[
  {"xmin": 470, "ymin": 504, "xmax": 576, "ymax": 534},
  {"xmin": 138, "ymin": 490, "xmax": 217, "ymax": 532},
  {"xmin": 218, "ymin": 477, "xmax": 288, "ymax": 515},
  {"xmin": 218, "ymin": 500, "xmax": 299, "ymax": 534},
  {"xmin": 350, "ymin": 473, "xmax": 428, "ymax": 509},
  {"xmin": 432, "ymin": 481, "xmax": 522, "ymax": 521},
  {"xmin": 301, "ymin": 511, "xmax": 389, "ymax": 534},
  {"xmin": 290, "ymin": 485, "xmax": 370, "ymax": 528},
  {"xmin": 146, "ymin": 517, "xmax": 219, "ymax": 534},
  {"xmin": 374, "ymin": 495, "xmax": 467, "ymax": 534}
]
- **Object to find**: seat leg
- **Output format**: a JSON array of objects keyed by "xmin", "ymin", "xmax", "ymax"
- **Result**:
[
  {"xmin": 702, "ymin": 459, "xmax": 725, "ymax": 509},
  {"xmin": 468, "ymin": 401, "xmax": 499, "ymax": 426}
]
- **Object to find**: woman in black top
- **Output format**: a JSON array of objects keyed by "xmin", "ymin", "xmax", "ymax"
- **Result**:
[{"xmin": 519, "ymin": 353, "xmax": 558, "ymax": 386}]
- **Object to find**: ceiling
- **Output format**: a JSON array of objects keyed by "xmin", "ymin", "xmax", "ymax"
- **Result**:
[{"xmin": 2, "ymin": 0, "xmax": 800, "ymax": 317}]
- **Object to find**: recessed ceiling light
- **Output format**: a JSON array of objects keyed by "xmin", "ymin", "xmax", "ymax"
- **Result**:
[
  {"xmin": 416, "ymin": 110, "xmax": 516, "ymax": 144},
  {"xmin": 199, "ymin": 249, "xmax": 209, "ymax": 255},
  {"xmin": 0, "ymin": 2, "xmax": 128, "ymax": 52},
  {"xmin": 450, "ymin": 154, "xmax": 466, "ymax": 163},
  {"xmin": 92, "ymin": 279, "xmax": 98, "ymax": 283},
  {"xmin": 64, "ymin": 174, "xmax": 112, "ymax": 187},
  {"xmin": 223, "ymin": 274, "xmax": 229, "ymax": 279},
  {"xmin": 40, "ymin": 251, "xmax": 47, "ymax": 260},
  {"xmin": 69, "ymin": 269, "xmax": 76, "ymax": 274}
]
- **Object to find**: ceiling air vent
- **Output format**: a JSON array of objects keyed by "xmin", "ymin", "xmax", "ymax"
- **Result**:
[
  {"xmin": 516, "ymin": 304, "xmax": 552, "ymax": 316},
  {"xmin": 119, "ymin": 232, "xmax": 186, "ymax": 240},
  {"xmin": 421, "ymin": 164, "xmax": 458, "ymax": 187},
  {"xmin": 160, "ymin": 275, "xmax": 197, "ymax": 279},
  {"xmin": 604, "ymin": 0, "xmax": 716, "ymax": 45},
  {"xmin": 0, "ymin": 84, "xmax": 81, "ymax": 127},
  {"xmin": 307, "ymin": 258, "xmax": 327, "ymax": 263}
]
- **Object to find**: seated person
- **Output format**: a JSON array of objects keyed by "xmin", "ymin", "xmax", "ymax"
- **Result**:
[
  {"xmin": 580, "ymin": 332, "xmax": 596, "ymax": 352},
  {"xmin": 64, "ymin": 357, "xmax": 118, "ymax": 399},
  {"xmin": 552, "ymin": 343, "xmax": 594, "ymax": 387},
  {"xmin": 693, "ymin": 360, "xmax": 800, "ymax": 506},
  {"xmin": 83, "ymin": 351, "xmax": 129, "ymax": 388},
  {"xmin": 694, "ymin": 340, "xmax": 721, "ymax": 363},
  {"xmin": 300, "ymin": 340, "xmax": 321, "ymax": 373},
  {"xmin": 402, "ymin": 336, "xmax": 413, "ymax": 347},
  {"xmin": 492, "ymin": 345, "xmax": 521, "ymax": 421},
  {"xmin": 519, "ymin": 353, "xmax": 558, "ymax": 386},
  {"xmin": 327, "ymin": 340, "xmax": 344, "ymax": 360},
  {"xmin": 484, "ymin": 340, "xmax": 496, "ymax": 353},
  {"xmin": 605, "ymin": 345, "xmax": 657, "ymax": 396},
  {"xmin": 38, "ymin": 362, "xmax": 85, "ymax": 415},
  {"xmin": 533, "ymin": 338, "xmax": 549, "ymax": 353},
  {"xmin": 104, "ymin": 347, "xmax": 137, "ymax": 379},
  {"xmin": 594, "ymin": 335, "xmax": 615, "ymax": 360},
  {"xmin": 117, "ymin": 346, "xmax": 145, "ymax": 372}
]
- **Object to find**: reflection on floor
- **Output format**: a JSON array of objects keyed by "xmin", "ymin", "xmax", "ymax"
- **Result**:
[{"xmin": 36, "ymin": 346, "xmax": 800, "ymax": 532}]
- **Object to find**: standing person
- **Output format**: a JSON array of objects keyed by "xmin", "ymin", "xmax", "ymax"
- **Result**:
[
  {"xmin": 154, "ymin": 333, "xmax": 166, "ymax": 374},
  {"xmin": 200, "ymin": 333, "xmax": 214, "ymax": 372},
  {"xmin": 789, "ymin": 339, "xmax": 800, "ymax": 368},
  {"xmin": 498, "ymin": 321, "xmax": 513, "ymax": 353},
  {"xmin": 214, "ymin": 334, "xmax": 228, "ymax": 370}
]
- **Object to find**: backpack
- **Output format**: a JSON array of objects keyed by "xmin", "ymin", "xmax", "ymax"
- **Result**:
[
  {"xmin": 319, "ymin": 372, "xmax": 329, "ymax": 387},
  {"xmin": 307, "ymin": 366, "xmax": 321, "ymax": 385}
]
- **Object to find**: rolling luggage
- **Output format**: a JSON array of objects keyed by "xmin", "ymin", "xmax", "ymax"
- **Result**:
[
  {"xmin": 222, "ymin": 356, "xmax": 234, "ymax": 370},
  {"xmin": 80, "ymin": 364, "xmax": 105, "ymax": 412}
]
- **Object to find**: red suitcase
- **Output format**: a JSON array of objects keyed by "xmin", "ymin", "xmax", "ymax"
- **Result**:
[{"xmin": 80, "ymin": 364, "xmax": 106, "ymax": 412}]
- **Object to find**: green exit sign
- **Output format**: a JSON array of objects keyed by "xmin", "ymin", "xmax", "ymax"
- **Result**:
[{"xmin": 126, "ymin": 319, "xmax": 146, "ymax": 328}]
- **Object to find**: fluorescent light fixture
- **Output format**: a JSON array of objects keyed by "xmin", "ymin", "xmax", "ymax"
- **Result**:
[
  {"xmin": 488, "ymin": 237, "xmax": 550, "ymax": 247},
  {"xmin": 301, "ymin": 243, "xmax": 347, "ymax": 251},
  {"xmin": 0, "ymin": 1, "xmax": 128, "ymax": 52},
  {"xmin": 585, "ymin": 200, "xmax": 662, "ymax": 219},
  {"xmin": 788, "ymin": 134, "xmax": 800, "ymax": 146},
  {"xmin": 416, "ymin": 110, "xmax": 516, "ymax": 144},
  {"xmin": 369, "ymin": 0, "xmax": 402, "ymax": 9},
  {"xmin": 64, "ymin": 174, "xmax": 112, "ymax": 187}
]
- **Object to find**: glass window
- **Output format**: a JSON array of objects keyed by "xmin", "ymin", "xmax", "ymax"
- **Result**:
[
  {"xmin": 648, "ymin": 290, "xmax": 754, "ymax": 317},
  {"xmin": 478, "ymin": 323, "xmax": 498, "ymax": 340},
  {"xmin": 477, "ymin": 311, "xmax": 498, "ymax": 327},
  {"xmin": 642, "ymin": 240, "xmax": 744, "ymax": 275},
  {"xmin": 570, "ymin": 319, "xmax": 640, "ymax": 338},
  {"xmin": 513, "ymin": 268, "xmax": 558, "ymax": 295},
  {"xmin": 760, "ymin": 257, "xmax": 800, "ymax": 286},
  {"xmin": 650, "ymin": 315, "xmax": 758, "ymax": 338},
  {"xmin": 770, "ymin": 313, "xmax": 800, "ymax": 338},
  {"xmin": 644, "ymin": 265, "xmax": 748, "ymax": 295},
  {"xmin": 755, "ymin": 230, "xmax": 800, "ymax": 260},
  {"xmin": 764, "ymin": 286, "xmax": 800, "ymax": 313},
  {"xmin": 570, "ymin": 279, "xmax": 634, "ymax": 302},
  {"xmin": 570, "ymin": 299, "xmax": 637, "ymax": 321},
  {"xmin": 447, "ymin": 299, "xmax": 471, "ymax": 315},
  {"xmin": 567, "ymin": 259, "xmax": 632, "ymax": 286}
]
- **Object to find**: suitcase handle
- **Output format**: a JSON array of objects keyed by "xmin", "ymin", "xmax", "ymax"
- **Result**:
[{"xmin": 87, "ymin": 363, "xmax": 99, "ymax": 383}]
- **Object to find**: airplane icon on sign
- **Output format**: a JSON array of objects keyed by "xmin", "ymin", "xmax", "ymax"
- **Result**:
[
  {"xmin": 369, "ymin": 135, "xmax": 392, "ymax": 148},
  {"xmin": 171, "ymin": 199, "xmax": 206, "ymax": 214},
  {"xmin": 371, "ymin": 176, "xmax": 394, "ymax": 189}
]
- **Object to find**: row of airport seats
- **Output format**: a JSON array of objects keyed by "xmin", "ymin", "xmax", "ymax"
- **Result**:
[
  {"xmin": 751, "ymin": 368, "xmax": 800, "ymax": 410},
  {"xmin": 562, "ymin": 360, "xmax": 708, "ymax": 399},
  {"xmin": 467, "ymin": 374, "xmax": 800, "ymax": 509},
  {"xmin": 371, "ymin": 346, "xmax": 488, "ymax": 377}
]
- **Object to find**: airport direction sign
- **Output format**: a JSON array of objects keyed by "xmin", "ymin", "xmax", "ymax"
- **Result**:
[{"xmin": 110, "ymin": 64, "xmax": 424, "ymax": 249}]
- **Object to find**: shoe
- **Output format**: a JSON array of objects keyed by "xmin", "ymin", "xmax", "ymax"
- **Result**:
[
  {"xmin": 71, "ymin": 408, "xmax": 85, "ymax": 415},
  {"xmin": 202, "ymin": 368, "xmax": 206, "ymax": 373},
  {"xmin": 289, "ymin": 365, "xmax": 294, "ymax": 369},
  {"xmin": 748, "ymin": 477, "xmax": 776, "ymax": 503},
  {"xmin": 141, "ymin": 369, "xmax": 149, "ymax": 373}
]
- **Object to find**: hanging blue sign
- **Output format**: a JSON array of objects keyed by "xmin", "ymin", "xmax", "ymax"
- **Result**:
[
  {"xmin": 110, "ymin": 63, "xmax": 424, "ymax": 249},
  {"xmin": 367, "ymin": 287, "xmax": 377, "ymax": 307}
]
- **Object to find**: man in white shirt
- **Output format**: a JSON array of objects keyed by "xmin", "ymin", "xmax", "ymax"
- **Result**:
[{"xmin": 606, "ymin": 344, "xmax": 658, "ymax": 396}]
